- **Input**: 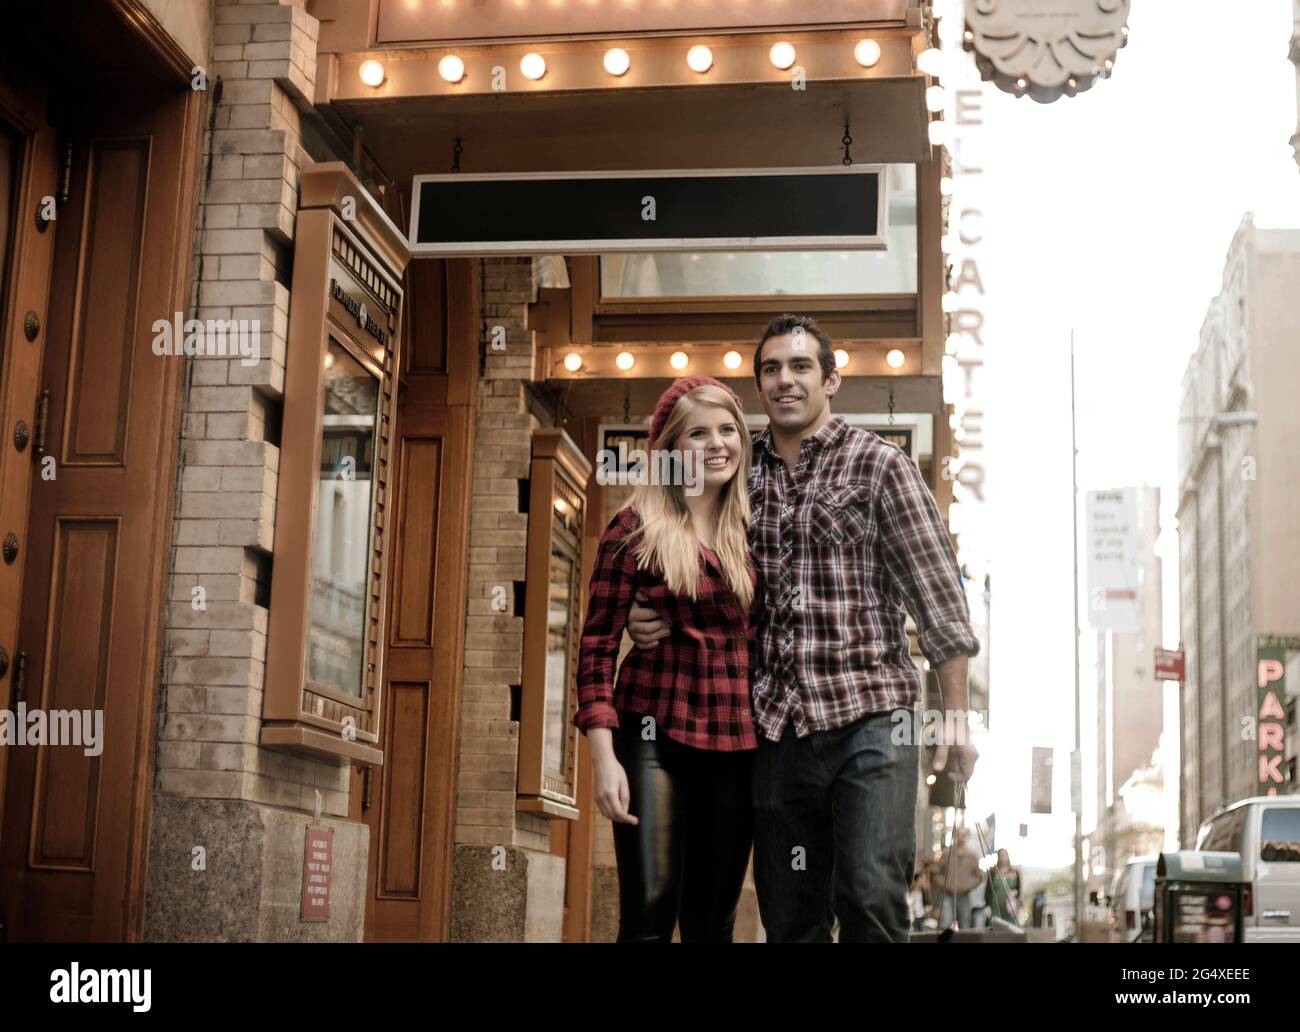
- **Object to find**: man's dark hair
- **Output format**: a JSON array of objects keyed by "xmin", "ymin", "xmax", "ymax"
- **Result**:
[{"xmin": 754, "ymin": 314, "xmax": 836, "ymax": 382}]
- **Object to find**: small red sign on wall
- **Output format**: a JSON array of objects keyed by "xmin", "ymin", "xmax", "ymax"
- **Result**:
[
  {"xmin": 301, "ymin": 826, "xmax": 334, "ymax": 922},
  {"xmin": 1154, "ymin": 648, "xmax": 1185, "ymax": 683}
]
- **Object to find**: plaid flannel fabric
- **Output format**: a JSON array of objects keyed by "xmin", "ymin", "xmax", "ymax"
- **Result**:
[
  {"xmin": 575, "ymin": 506, "xmax": 761, "ymax": 752},
  {"xmin": 748, "ymin": 417, "xmax": 979, "ymax": 741}
]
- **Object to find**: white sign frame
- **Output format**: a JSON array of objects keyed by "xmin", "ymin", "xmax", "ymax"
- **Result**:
[{"xmin": 408, "ymin": 165, "xmax": 889, "ymax": 257}]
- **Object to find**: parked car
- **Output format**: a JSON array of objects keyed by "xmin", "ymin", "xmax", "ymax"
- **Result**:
[
  {"xmin": 1109, "ymin": 856, "xmax": 1157, "ymax": 942},
  {"xmin": 1194, "ymin": 795, "xmax": 1300, "ymax": 943}
]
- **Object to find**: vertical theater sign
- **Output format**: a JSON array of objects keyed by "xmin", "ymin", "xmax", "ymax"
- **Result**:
[{"xmin": 1256, "ymin": 635, "xmax": 1297, "ymax": 796}]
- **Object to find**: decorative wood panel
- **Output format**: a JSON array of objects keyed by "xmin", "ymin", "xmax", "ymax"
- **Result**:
[
  {"xmin": 63, "ymin": 138, "xmax": 148, "ymax": 467},
  {"xmin": 30, "ymin": 519, "xmax": 117, "ymax": 870},
  {"xmin": 405, "ymin": 258, "xmax": 448, "ymax": 374},
  {"xmin": 392, "ymin": 439, "xmax": 442, "ymax": 647},
  {"xmin": 377, "ymin": 681, "xmax": 430, "ymax": 899}
]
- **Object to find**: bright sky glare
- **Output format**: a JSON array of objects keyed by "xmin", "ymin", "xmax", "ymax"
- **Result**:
[{"xmin": 947, "ymin": 0, "xmax": 1300, "ymax": 873}]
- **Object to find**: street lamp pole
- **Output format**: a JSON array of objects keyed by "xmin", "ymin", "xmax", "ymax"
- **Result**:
[{"xmin": 1070, "ymin": 331, "xmax": 1084, "ymax": 939}]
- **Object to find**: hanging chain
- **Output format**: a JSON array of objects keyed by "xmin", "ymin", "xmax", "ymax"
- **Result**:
[
  {"xmin": 888, "ymin": 385, "xmax": 896, "ymax": 425},
  {"xmin": 623, "ymin": 384, "xmax": 631, "ymax": 424},
  {"xmin": 941, "ymin": 780, "xmax": 966, "ymax": 933},
  {"xmin": 841, "ymin": 123, "xmax": 853, "ymax": 166},
  {"xmin": 451, "ymin": 138, "xmax": 463, "ymax": 173}
]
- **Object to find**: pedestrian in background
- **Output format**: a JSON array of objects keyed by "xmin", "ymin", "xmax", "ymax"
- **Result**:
[
  {"xmin": 908, "ymin": 870, "xmax": 927, "ymax": 931},
  {"xmin": 938, "ymin": 830, "xmax": 984, "ymax": 929},
  {"xmin": 987, "ymin": 847, "xmax": 1023, "ymax": 924}
]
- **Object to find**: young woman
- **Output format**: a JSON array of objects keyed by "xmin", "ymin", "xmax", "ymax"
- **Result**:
[{"xmin": 574, "ymin": 376, "xmax": 761, "ymax": 943}]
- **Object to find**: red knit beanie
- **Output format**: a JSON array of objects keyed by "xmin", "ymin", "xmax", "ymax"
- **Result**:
[{"xmin": 647, "ymin": 376, "xmax": 744, "ymax": 447}]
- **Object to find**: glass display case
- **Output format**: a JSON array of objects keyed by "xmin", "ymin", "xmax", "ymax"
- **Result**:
[{"xmin": 517, "ymin": 429, "xmax": 591, "ymax": 816}]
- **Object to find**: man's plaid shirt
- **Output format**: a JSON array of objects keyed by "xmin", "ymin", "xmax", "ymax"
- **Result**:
[{"xmin": 748, "ymin": 416, "xmax": 979, "ymax": 741}]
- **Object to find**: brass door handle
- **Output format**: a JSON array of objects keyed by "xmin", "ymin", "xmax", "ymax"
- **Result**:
[{"xmin": 33, "ymin": 389, "xmax": 50, "ymax": 458}]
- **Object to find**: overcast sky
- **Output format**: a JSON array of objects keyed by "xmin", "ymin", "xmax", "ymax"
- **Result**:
[{"xmin": 941, "ymin": 0, "xmax": 1300, "ymax": 873}]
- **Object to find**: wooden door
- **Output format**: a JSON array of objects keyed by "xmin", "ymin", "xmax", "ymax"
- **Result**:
[
  {"xmin": 0, "ymin": 85, "xmax": 200, "ymax": 941},
  {"xmin": 351, "ymin": 258, "xmax": 477, "ymax": 940}
]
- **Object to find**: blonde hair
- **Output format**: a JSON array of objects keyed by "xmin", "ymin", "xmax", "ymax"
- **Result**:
[{"xmin": 624, "ymin": 385, "xmax": 753, "ymax": 607}]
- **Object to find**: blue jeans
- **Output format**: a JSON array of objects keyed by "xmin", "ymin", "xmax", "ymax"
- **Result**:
[
  {"xmin": 939, "ymin": 890, "xmax": 976, "ymax": 930},
  {"xmin": 752, "ymin": 711, "xmax": 919, "ymax": 943}
]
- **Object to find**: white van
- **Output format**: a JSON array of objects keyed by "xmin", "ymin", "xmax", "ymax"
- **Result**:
[
  {"xmin": 1109, "ymin": 856, "xmax": 1157, "ymax": 942},
  {"xmin": 1194, "ymin": 795, "xmax": 1300, "ymax": 943}
]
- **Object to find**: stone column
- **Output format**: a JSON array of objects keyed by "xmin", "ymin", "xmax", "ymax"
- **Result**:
[
  {"xmin": 449, "ymin": 257, "xmax": 567, "ymax": 941},
  {"xmin": 146, "ymin": 0, "xmax": 367, "ymax": 943}
]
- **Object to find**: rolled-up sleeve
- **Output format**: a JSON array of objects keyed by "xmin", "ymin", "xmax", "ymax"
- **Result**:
[
  {"xmin": 876, "ymin": 449, "xmax": 980, "ymax": 667},
  {"xmin": 574, "ymin": 513, "xmax": 640, "ymax": 734}
]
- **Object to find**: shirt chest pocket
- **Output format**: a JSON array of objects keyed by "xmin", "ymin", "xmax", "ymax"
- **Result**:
[{"xmin": 808, "ymin": 483, "xmax": 873, "ymax": 549}]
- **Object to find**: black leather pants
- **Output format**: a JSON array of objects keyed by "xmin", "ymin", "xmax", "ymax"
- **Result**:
[{"xmin": 612, "ymin": 719, "xmax": 754, "ymax": 942}]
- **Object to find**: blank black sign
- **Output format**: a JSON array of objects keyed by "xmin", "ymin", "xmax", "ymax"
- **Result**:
[{"xmin": 409, "ymin": 169, "xmax": 881, "ymax": 253}]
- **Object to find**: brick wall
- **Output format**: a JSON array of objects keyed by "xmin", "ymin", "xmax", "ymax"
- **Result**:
[
  {"xmin": 455, "ymin": 256, "xmax": 553, "ymax": 851},
  {"xmin": 157, "ymin": 0, "xmax": 349, "ymax": 818}
]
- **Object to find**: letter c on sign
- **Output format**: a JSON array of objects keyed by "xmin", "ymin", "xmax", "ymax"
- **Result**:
[{"xmin": 959, "ymin": 208, "xmax": 983, "ymax": 246}]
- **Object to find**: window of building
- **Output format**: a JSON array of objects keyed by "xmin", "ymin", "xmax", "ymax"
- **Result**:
[
  {"xmin": 517, "ymin": 430, "xmax": 590, "ymax": 816},
  {"xmin": 598, "ymin": 164, "xmax": 918, "ymax": 298},
  {"xmin": 307, "ymin": 338, "xmax": 381, "ymax": 699}
]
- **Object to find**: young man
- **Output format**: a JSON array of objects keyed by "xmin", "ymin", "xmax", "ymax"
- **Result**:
[{"xmin": 628, "ymin": 314, "xmax": 980, "ymax": 942}]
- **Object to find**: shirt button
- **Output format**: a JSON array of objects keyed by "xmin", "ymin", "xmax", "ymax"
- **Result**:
[{"xmin": 741, "ymin": 708, "xmax": 751, "ymax": 717}]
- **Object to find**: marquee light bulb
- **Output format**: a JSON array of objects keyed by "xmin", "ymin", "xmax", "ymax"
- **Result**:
[
  {"xmin": 887, "ymin": 349, "xmax": 906, "ymax": 369},
  {"xmin": 769, "ymin": 42, "xmax": 796, "ymax": 70},
  {"xmin": 926, "ymin": 85, "xmax": 946, "ymax": 112},
  {"xmin": 687, "ymin": 45, "xmax": 713, "ymax": 73},
  {"xmin": 603, "ymin": 48, "xmax": 630, "ymax": 76},
  {"xmin": 359, "ymin": 60, "xmax": 385, "ymax": 87},
  {"xmin": 917, "ymin": 48, "xmax": 944, "ymax": 77},
  {"xmin": 723, "ymin": 351, "xmax": 742, "ymax": 370},
  {"xmin": 563, "ymin": 352, "xmax": 582, "ymax": 372},
  {"xmin": 438, "ymin": 55, "xmax": 465, "ymax": 83},
  {"xmin": 854, "ymin": 39, "xmax": 881, "ymax": 68},
  {"xmin": 834, "ymin": 349, "xmax": 850, "ymax": 369},
  {"xmin": 670, "ymin": 351, "xmax": 689, "ymax": 370},
  {"xmin": 521, "ymin": 53, "xmax": 547, "ymax": 80},
  {"xmin": 616, "ymin": 351, "xmax": 635, "ymax": 370}
]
